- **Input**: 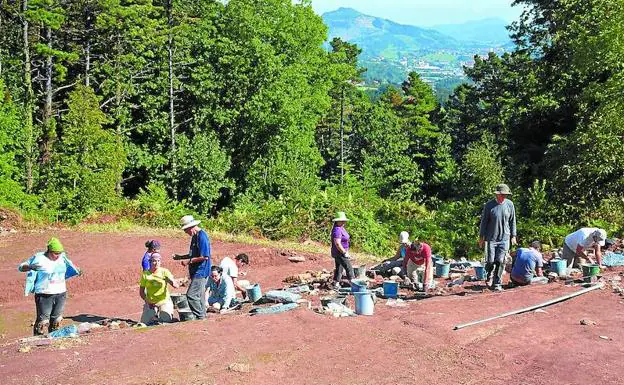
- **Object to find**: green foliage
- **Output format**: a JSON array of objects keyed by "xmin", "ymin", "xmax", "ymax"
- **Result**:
[
  {"xmin": 2, "ymin": 0, "xmax": 624, "ymax": 261},
  {"xmin": 125, "ymin": 183, "xmax": 189, "ymax": 227},
  {"xmin": 44, "ymin": 84, "xmax": 125, "ymax": 221},
  {"xmin": 458, "ymin": 133, "xmax": 505, "ymax": 202},
  {"xmin": 175, "ymin": 131, "xmax": 232, "ymax": 215}
]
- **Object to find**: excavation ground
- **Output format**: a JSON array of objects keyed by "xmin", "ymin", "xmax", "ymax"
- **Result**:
[{"xmin": 0, "ymin": 230, "xmax": 623, "ymax": 385}]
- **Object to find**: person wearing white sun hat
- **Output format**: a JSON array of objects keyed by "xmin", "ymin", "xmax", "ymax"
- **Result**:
[
  {"xmin": 330, "ymin": 211, "xmax": 354, "ymax": 288},
  {"xmin": 561, "ymin": 227, "xmax": 607, "ymax": 272},
  {"xmin": 175, "ymin": 215, "xmax": 211, "ymax": 320}
]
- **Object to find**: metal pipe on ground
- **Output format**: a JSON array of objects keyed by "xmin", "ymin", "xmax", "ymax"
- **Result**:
[{"xmin": 453, "ymin": 282, "xmax": 605, "ymax": 330}]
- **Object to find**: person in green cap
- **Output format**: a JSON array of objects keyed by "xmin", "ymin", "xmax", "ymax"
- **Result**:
[
  {"xmin": 331, "ymin": 211, "xmax": 354, "ymax": 288},
  {"xmin": 478, "ymin": 183, "xmax": 517, "ymax": 291},
  {"xmin": 18, "ymin": 237, "xmax": 81, "ymax": 335}
]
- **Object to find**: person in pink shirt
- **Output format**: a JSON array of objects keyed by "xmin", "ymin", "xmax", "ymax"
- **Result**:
[{"xmin": 402, "ymin": 241, "xmax": 434, "ymax": 290}]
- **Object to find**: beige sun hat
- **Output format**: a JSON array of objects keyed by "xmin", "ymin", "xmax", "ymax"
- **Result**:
[
  {"xmin": 332, "ymin": 211, "xmax": 349, "ymax": 222},
  {"xmin": 493, "ymin": 183, "xmax": 512, "ymax": 195},
  {"xmin": 180, "ymin": 215, "xmax": 201, "ymax": 230}
]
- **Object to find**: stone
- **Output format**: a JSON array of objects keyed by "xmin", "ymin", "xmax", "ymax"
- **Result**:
[
  {"xmin": 228, "ymin": 363, "xmax": 251, "ymax": 373},
  {"xmin": 580, "ymin": 319, "xmax": 597, "ymax": 326},
  {"xmin": 288, "ymin": 256, "xmax": 306, "ymax": 263}
]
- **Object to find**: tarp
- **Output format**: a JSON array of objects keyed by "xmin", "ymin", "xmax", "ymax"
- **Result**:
[{"xmin": 602, "ymin": 252, "xmax": 624, "ymax": 267}]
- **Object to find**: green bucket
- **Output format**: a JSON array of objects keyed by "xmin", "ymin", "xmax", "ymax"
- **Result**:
[{"xmin": 581, "ymin": 264, "xmax": 600, "ymax": 282}]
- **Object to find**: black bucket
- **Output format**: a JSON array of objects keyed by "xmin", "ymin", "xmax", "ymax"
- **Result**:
[
  {"xmin": 171, "ymin": 294, "xmax": 188, "ymax": 310},
  {"xmin": 178, "ymin": 310, "xmax": 195, "ymax": 322}
]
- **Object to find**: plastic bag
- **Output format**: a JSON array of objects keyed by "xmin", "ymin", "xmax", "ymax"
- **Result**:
[{"xmin": 49, "ymin": 324, "xmax": 78, "ymax": 339}]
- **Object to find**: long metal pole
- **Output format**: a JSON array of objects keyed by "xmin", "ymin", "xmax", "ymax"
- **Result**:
[{"xmin": 453, "ymin": 282, "xmax": 604, "ymax": 330}]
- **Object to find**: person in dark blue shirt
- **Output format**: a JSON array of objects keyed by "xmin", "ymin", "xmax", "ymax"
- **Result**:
[{"xmin": 178, "ymin": 215, "xmax": 211, "ymax": 320}]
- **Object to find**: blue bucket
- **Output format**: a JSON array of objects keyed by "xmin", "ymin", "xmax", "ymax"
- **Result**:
[
  {"xmin": 246, "ymin": 283, "xmax": 262, "ymax": 303},
  {"xmin": 350, "ymin": 279, "xmax": 368, "ymax": 293},
  {"xmin": 435, "ymin": 262, "xmax": 450, "ymax": 278},
  {"xmin": 550, "ymin": 259, "xmax": 567, "ymax": 277},
  {"xmin": 433, "ymin": 255, "xmax": 444, "ymax": 265},
  {"xmin": 383, "ymin": 281, "xmax": 399, "ymax": 298},
  {"xmin": 474, "ymin": 266, "xmax": 487, "ymax": 280},
  {"xmin": 353, "ymin": 291, "xmax": 375, "ymax": 315}
]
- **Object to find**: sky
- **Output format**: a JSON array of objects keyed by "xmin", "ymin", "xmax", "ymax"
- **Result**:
[{"xmin": 309, "ymin": 0, "xmax": 524, "ymax": 27}]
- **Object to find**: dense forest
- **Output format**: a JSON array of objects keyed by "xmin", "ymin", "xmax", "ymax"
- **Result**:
[{"xmin": 1, "ymin": 0, "xmax": 623, "ymax": 258}]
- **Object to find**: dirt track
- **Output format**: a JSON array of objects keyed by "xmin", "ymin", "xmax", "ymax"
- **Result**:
[{"xmin": 1, "ymin": 231, "xmax": 623, "ymax": 385}]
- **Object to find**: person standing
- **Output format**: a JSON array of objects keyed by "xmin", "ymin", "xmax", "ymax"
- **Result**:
[
  {"xmin": 18, "ymin": 238, "xmax": 81, "ymax": 335},
  {"xmin": 510, "ymin": 241, "xmax": 548, "ymax": 286},
  {"xmin": 561, "ymin": 228, "xmax": 607, "ymax": 272},
  {"xmin": 177, "ymin": 215, "xmax": 211, "ymax": 320},
  {"xmin": 331, "ymin": 211, "xmax": 354, "ymax": 288},
  {"xmin": 139, "ymin": 253, "xmax": 179, "ymax": 324},
  {"xmin": 479, "ymin": 183, "xmax": 517, "ymax": 291}
]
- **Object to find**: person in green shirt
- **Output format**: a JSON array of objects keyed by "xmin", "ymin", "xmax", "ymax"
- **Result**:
[{"xmin": 139, "ymin": 253, "xmax": 179, "ymax": 324}]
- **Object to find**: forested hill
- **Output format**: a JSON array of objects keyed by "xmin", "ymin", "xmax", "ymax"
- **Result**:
[
  {"xmin": 322, "ymin": 7, "xmax": 462, "ymax": 58},
  {"xmin": 0, "ymin": 0, "xmax": 623, "ymax": 258}
]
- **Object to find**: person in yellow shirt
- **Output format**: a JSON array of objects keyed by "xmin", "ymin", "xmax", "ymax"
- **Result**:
[{"xmin": 139, "ymin": 253, "xmax": 179, "ymax": 324}]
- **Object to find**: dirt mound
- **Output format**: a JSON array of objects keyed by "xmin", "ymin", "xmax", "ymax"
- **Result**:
[{"xmin": 0, "ymin": 207, "xmax": 22, "ymax": 231}]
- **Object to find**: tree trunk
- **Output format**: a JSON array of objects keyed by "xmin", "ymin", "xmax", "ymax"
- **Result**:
[
  {"xmin": 167, "ymin": 0, "xmax": 177, "ymax": 198},
  {"xmin": 40, "ymin": 25, "xmax": 54, "ymax": 166},
  {"xmin": 84, "ymin": 7, "xmax": 91, "ymax": 86},
  {"xmin": 22, "ymin": 0, "xmax": 34, "ymax": 192},
  {"xmin": 0, "ymin": 0, "xmax": 4, "ymax": 76}
]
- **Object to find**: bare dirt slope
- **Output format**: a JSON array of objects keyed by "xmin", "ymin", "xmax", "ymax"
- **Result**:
[{"xmin": 0, "ymin": 231, "xmax": 623, "ymax": 385}]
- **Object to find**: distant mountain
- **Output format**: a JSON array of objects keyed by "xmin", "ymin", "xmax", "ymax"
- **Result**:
[
  {"xmin": 431, "ymin": 18, "xmax": 511, "ymax": 45},
  {"xmin": 322, "ymin": 7, "xmax": 462, "ymax": 60}
]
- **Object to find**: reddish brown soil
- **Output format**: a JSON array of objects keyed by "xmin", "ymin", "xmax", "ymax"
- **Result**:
[{"xmin": 1, "ymin": 230, "xmax": 623, "ymax": 385}]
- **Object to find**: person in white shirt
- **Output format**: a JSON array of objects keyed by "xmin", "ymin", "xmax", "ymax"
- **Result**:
[
  {"xmin": 219, "ymin": 253, "xmax": 250, "ymax": 297},
  {"xmin": 561, "ymin": 228, "xmax": 607, "ymax": 272},
  {"xmin": 18, "ymin": 238, "xmax": 81, "ymax": 335}
]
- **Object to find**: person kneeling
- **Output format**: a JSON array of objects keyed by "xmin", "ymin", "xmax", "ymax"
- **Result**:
[
  {"xmin": 510, "ymin": 241, "xmax": 548, "ymax": 286},
  {"xmin": 206, "ymin": 266, "xmax": 236, "ymax": 312},
  {"xmin": 139, "ymin": 253, "xmax": 179, "ymax": 324}
]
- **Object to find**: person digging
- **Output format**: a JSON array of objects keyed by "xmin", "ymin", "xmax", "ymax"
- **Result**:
[{"xmin": 139, "ymin": 253, "xmax": 180, "ymax": 325}]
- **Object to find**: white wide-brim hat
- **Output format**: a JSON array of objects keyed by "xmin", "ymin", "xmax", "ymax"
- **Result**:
[
  {"xmin": 399, "ymin": 231, "xmax": 410, "ymax": 244},
  {"xmin": 180, "ymin": 215, "xmax": 201, "ymax": 230}
]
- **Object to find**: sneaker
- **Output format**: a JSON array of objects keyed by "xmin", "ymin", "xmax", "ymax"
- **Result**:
[{"xmin": 493, "ymin": 285, "xmax": 504, "ymax": 292}]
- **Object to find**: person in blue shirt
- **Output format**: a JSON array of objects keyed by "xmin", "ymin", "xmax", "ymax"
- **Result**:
[
  {"xmin": 177, "ymin": 215, "xmax": 211, "ymax": 320},
  {"xmin": 510, "ymin": 241, "xmax": 548, "ymax": 286},
  {"xmin": 206, "ymin": 266, "xmax": 236, "ymax": 312},
  {"xmin": 141, "ymin": 239, "xmax": 161, "ymax": 271}
]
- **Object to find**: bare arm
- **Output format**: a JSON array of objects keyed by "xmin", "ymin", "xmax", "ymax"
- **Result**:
[
  {"xmin": 594, "ymin": 245, "xmax": 602, "ymax": 266},
  {"xmin": 139, "ymin": 286, "xmax": 147, "ymax": 302},
  {"xmin": 232, "ymin": 277, "xmax": 246, "ymax": 293},
  {"xmin": 333, "ymin": 238, "xmax": 346, "ymax": 255},
  {"xmin": 167, "ymin": 277, "xmax": 180, "ymax": 289},
  {"xmin": 575, "ymin": 245, "xmax": 591, "ymax": 262}
]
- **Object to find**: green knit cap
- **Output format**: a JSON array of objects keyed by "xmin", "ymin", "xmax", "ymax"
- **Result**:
[{"xmin": 47, "ymin": 237, "xmax": 64, "ymax": 253}]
